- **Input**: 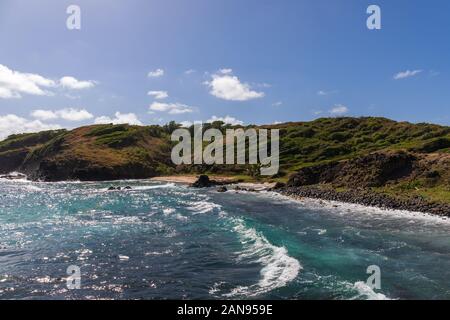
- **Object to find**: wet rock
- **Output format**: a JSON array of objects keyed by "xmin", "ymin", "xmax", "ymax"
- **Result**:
[
  {"xmin": 279, "ymin": 186, "xmax": 450, "ymax": 217},
  {"xmin": 217, "ymin": 186, "xmax": 228, "ymax": 193},
  {"xmin": 191, "ymin": 175, "xmax": 213, "ymax": 188}
]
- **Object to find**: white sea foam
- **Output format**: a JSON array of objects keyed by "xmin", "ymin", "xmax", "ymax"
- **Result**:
[
  {"xmin": 23, "ymin": 185, "xmax": 43, "ymax": 192},
  {"xmin": 187, "ymin": 201, "xmax": 222, "ymax": 214},
  {"xmin": 119, "ymin": 255, "xmax": 130, "ymax": 261},
  {"xmin": 350, "ymin": 281, "xmax": 391, "ymax": 300},
  {"xmin": 223, "ymin": 216, "xmax": 301, "ymax": 298},
  {"xmin": 259, "ymin": 191, "xmax": 450, "ymax": 226},
  {"xmin": 145, "ymin": 249, "xmax": 173, "ymax": 256},
  {"xmin": 132, "ymin": 183, "xmax": 175, "ymax": 191},
  {"xmin": 163, "ymin": 208, "xmax": 176, "ymax": 215}
]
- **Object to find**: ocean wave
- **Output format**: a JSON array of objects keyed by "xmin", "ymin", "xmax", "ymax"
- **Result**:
[
  {"xmin": 131, "ymin": 183, "xmax": 175, "ymax": 191},
  {"xmin": 259, "ymin": 191, "xmax": 450, "ymax": 226},
  {"xmin": 349, "ymin": 281, "xmax": 391, "ymax": 300},
  {"xmin": 187, "ymin": 201, "xmax": 222, "ymax": 214},
  {"xmin": 223, "ymin": 216, "xmax": 301, "ymax": 298},
  {"xmin": 100, "ymin": 183, "xmax": 175, "ymax": 192}
]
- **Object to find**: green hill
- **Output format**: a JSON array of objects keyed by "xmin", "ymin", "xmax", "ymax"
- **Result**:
[{"xmin": 1, "ymin": 117, "xmax": 449, "ymax": 206}]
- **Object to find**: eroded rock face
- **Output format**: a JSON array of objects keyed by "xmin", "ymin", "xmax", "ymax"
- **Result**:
[{"xmin": 288, "ymin": 151, "xmax": 417, "ymax": 188}]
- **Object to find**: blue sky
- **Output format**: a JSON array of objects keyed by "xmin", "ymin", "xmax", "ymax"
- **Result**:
[{"xmin": 0, "ymin": 0, "xmax": 449, "ymax": 139}]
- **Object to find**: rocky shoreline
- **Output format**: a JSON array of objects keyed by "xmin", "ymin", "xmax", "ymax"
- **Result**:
[{"xmin": 279, "ymin": 186, "xmax": 450, "ymax": 217}]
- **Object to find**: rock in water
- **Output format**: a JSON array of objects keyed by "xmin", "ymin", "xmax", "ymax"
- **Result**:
[
  {"xmin": 217, "ymin": 186, "xmax": 228, "ymax": 193},
  {"xmin": 191, "ymin": 175, "xmax": 213, "ymax": 188}
]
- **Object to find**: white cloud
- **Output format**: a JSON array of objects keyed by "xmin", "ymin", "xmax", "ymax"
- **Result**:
[
  {"xmin": 31, "ymin": 108, "xmax": 93, "ymax": 122},
  {"xmin": 149, "ymin": 102, "xmax": 194, "ymax": 115},
  {"xmin": 59, "ymin": 76, "xmax": 96, "ymax": 90},
  {"xmin": 57, "ymin": 108, "xmax": 93, "ymax": 121},
  {"xmin": 184, "ymin": 69, "xmax": 196, "ymax": 75},
  {"xmin": 94, "ymin": 112, "xmax": 142, "ymax": 125},
  {"xmin": 205, "ymin": 69, "xmax": 265, "ymax": 101},
  {"xmin": 318, "ymin": 89, "xmax": 338, "ymax": 96},
  {"xmin": 0, "ymin": 114, "xmax": 61, "ymax": 141},
  {"xmin": 272, "ymin": 101, "xmax": 283, "ymax": 107},
  {"xmin": 35, "ymin": 109, "xmax": 92, "ymax": 121},
  {"xmin": 207, "ymin": 115, "xmax": 244, "ymax": 126},
  {"xmin": 148, "ymin": 69, "xmax": 164, "ymax": 78},
  {"xmin": 393, "ymin": 69, "xmax": 422, "ymax": 80},
  {"xmin": 219, "ymin": 68, "xmax": 233, "ymax": 75},
  {"xmin": 0, "ymin": 64, "xmax": 56, "ymax": 99},
  {"xmin": 31, "ymin": 110, "xmax": 58, "ymax": 121},
  {"xmin": 0, "ymin": 64, "xmax": 98, "ymax": 99},
  {"xmin": 147, "ymin": 90, "xmax": 168, "ymax": 99},
  {"xmin": 329, "ymin": 104, "xmax": 349, "ymax": 115}
]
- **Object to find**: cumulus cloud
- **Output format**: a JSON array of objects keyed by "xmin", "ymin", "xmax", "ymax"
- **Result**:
[
  {"xmin": 207, "ymin": 115, "xmax": 244, "ymax": 126},
  {"xmin": 57, "ymin": 108, "xmax": 93, "ymax": 121},
  {"xmin": 148, "ymin": 90, "xmax": 168, "ymax": 99},
  {"xmin": 31, "ymin": 108, "xmax": 93, "ymax": 121},
  {"xmin": 329, "ymin": 104, "xmax": 349, "ymax": 115},
  {"xmin": 94, "ymin": 112, "xmax": 142, "ymax": 125},
  {"xmin": 205, "ymin": 69, "xmax": 265, "ymax": 101},
  {"xmin": 0, "ymin": 64, "xmax": 56, "ymax": 98},
  {"xmin": 59, "ymin": 76, "xmax": 96, "ymax": 90},
  {"xmin": 393, "ymin": 69, "xmax": 422, "ymax": 80},
  {"xmin": 30, "ymin": 109, "xmax": 58, "ymax": 121},
  {"xmin": 148, "ymin": 69, "xmax": 164, "ymax": 78},
  {"xmin": 0, "ymin": 64, "xmax": 97, "ymax": 99},
  {"xmin": 0, "ymin": 114, "xmax": 61, "ymax": 141},
  {"xmin": 149, "ymin": 102, "xmax": 194, "ymax": 115}
]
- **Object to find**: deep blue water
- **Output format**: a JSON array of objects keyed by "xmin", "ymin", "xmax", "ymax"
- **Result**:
[{"xmin": 0, "ymin": 179, "xmax": 449, "ymax": 300}]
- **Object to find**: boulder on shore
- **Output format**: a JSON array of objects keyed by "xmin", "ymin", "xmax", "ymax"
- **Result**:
[{"xmin": 191, "ymin": 175, "xmax": 214, "ymax": 188}]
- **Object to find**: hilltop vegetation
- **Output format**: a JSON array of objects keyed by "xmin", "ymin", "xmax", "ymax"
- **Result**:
[{"xmin": 0, "ymin": 117, "xmax": 449, "ymax": 206}]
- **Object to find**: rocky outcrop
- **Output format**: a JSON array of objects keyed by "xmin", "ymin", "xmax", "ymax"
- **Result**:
[
  {"xmin": 288, "ymin": 151, "xmax": 417, "ymax": 188},
  {"xmin": 191, "ymin": 175, "xmax": 214, "ymax": 188},
  {"xmin": 280, "ymin": 186, "xmax": 450, "ymax": 217},
  {"xmin": 190, "ymin": 175, "xmax": 230, "ymax": 188}
]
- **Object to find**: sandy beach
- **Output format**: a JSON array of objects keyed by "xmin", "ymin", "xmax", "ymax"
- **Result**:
[
  {"xmin": 150, "ymin": 175, "xmax": 238, "ymax": 184},
  {"xmin": 150, "ymin": 175, "xmax": 277, "ymax": 190}
]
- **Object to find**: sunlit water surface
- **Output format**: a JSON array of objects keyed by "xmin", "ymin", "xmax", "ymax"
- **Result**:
[{"xmin": 0, "ymin": 179, "xmax": 449, "ymax": 300}]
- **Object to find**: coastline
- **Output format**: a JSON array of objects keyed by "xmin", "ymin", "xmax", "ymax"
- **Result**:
[
  {"xmin": 150, "ymin": 175, "xmax": 449, "ymax": 217},
  {"xmin": 2, "ymin": 173, "xmax": 448, "ymax": 217},
  {"xmin": 280, "ymin": 186, "xmax": 450, "ymax": 218},
  {"xmin": 150, "ymin": 175, "xmax": 239, "ymax": 185}
]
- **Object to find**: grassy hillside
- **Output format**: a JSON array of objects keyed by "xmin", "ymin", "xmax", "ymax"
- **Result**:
[
  {"xmin": 264, "ymin": 117, "xmax": 450, "ymax": 175},
  {"xmin": 0, "ymin": 124, "xmax": 174, "ymax": 181},
  {"xmin": 0, "ymin": 117, "xmax": 449, "ymax": 205}
]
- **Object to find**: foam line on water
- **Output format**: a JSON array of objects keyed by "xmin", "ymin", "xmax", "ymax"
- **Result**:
[
  {"xmin": 259, "ymin": 191, "xmax": 450, "ymax": 226},
  {"xmin": 223, "ymin": 215, "xmax": 301, "ymax": 298}
]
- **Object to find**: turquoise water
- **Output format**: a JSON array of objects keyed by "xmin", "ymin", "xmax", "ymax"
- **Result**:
[{"xmin": 0, "ymin": 179, "xmax": 449, "ymax": 300}]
